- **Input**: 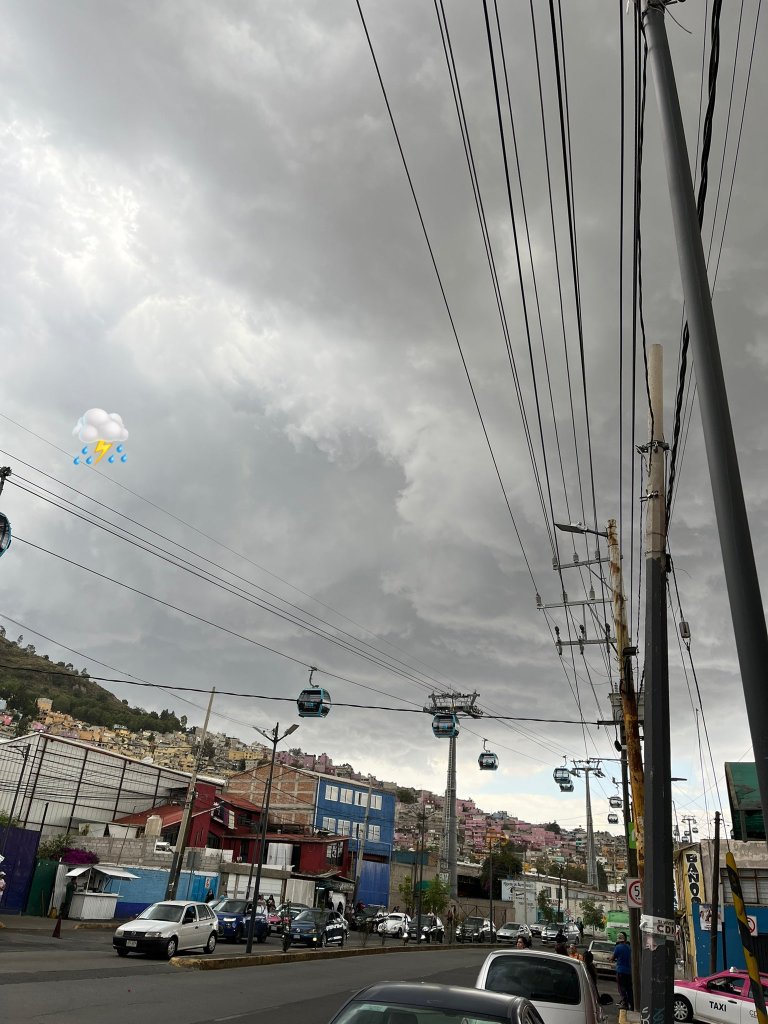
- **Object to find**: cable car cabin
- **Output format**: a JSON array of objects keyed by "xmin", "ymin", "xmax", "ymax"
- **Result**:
[
  {"xmin": 432, "ymin": 713, "xmax": 459, "ymax": 738},
  {"xmin": 559, "ymin": 780, "xmax": 574, "ymax": 792},
  {"xmin": 478, "ymin": 751, "xmax": 499, "ymax": 771},
  {"xmin": 608, "ymin": 813, "xmax": 620, "ymax": 825},
  {"xmin": 297, "ymin": 687, "xmax": 332, "ymax": 718},
  {"xmin": 609, "ymin": 795, "xmax": 622, "ymax": 809},
  {"xmin": 553, "ymin": 766, "xmax": 571, "ymax": 786}
]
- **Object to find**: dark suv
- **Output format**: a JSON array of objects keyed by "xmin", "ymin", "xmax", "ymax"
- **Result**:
[
  {"xmin": 456, "ymin": 916, "xmax": 496, "ymax": 943},
  {"xmin": 406, "ymin": 914, "xmax": 444, "ymax": 943}
]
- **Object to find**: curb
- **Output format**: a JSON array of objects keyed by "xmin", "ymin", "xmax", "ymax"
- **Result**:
[{"xmin": 172, "ymin": 941, "xmax": 460, "ymax": 972}]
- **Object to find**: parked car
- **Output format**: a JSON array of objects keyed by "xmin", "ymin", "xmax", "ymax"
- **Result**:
[
  {"xmin": 284, "ymin": 908, "xmax": 346, "ymax": 949},
  {"xmin": 405, "ymin": 913, "xmax": 444, "ymax": 943},
  {"xmin": 457, "ymin": 916, "xmax": 497, "ymax": 943},
  {"xmin": 476, "ymin": 949, "xmax": 613, "ymax": 1024},
  {"xmin": 270, "ymin": 902, "xmax": 310, "ymax": 934},
  {"xmin": 327, "ymin": 980, "xmax": 549, "ymax": 1024},
  {"xmin": 529, "ymin": 923, "xmax": 542, "ymax": 937},
  {"xmin": 673, "ymin": 968, "xmax": 768, "ymax": 1023},
  {"xmin": 587, "ymin": 939, "xmax": 616, "ymax": 976},
  {"xmin": 378, "ymin": 911, "xmax": 411, "ymax": 937},
  {"xmin": 541, "ymin": 922, "xmax": 577, "ymax": 944},
  {"xmin": 497, "ymin": 922, "xmax": 521, "ymax": 945},
  {"xmin": 214, "ymin": 899, "xmax": 267, "ymax": 944},
  {"xmin": 350, "ymin": 904, "xmax": 387, "ymax": 931},
  {"xmin": 113, "ymin": 900, "xmax": 218, "ymax": 960},
  {"xmin": 518, "ymin": 924, "xmax": 533, "ymax": 940}
]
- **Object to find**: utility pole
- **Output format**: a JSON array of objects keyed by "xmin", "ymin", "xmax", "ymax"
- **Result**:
[
  {"xmin": 640, "ymin": 342, "xmax": 674, "ymax": 1021},
  {"xmin": 165, "ymin": 688, "xmax": 215, "ymax": 900},
  {"xmin": 416, "ymin": 807, "xmax": 428, "ymax": 923},
  {"xmin": 570, "ymin": 759, "xmax": 604, "ymax": 888},
  {"xmin": 642, "ymin": 0, "xmax": 768, "ymax": 838},
  {"xmin": 607, "ymin": 518, "xmax": 645, "ymax": 876},
  {"xmin": 352, "ymin": 775, "xmax": 373, "ymax": 909},
  {"xmin": 710, "ymin": 811, "xmax": 721, "ymax": 974},
  {"xmin": 619, "ymin": 748, "xmax": 642, "ymax": 1002}
]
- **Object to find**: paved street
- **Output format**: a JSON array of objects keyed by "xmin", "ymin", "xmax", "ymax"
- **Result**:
[{"xmin": 0, "ymin": 925, "xmax": 621, "ymax": 1024}]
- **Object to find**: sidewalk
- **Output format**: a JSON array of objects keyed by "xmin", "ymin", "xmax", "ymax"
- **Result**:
[{"xmin": 0, "ymin": 914, "xmax": 118, "ymax": 932}]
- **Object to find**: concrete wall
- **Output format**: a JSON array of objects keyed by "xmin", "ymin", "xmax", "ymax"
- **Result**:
[
  {"xmin": 68, "ymin": 834, "xmax": 226, "ymax": 870},
  {"xmin": 225, "ymin": 764, "xmax": 317, "ymax": 827}
]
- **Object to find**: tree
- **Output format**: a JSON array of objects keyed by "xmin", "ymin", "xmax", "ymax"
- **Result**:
[
  {"xmin": 422, "ymin": 875, "xmax": 450, "ymax": 914},
  {"xmin": 480, "ymin": 843, "xmax": 523, "ymax": 897},
  {"xmin": 398, "ymin": 875, "xmax": 415, "ymax": 914},
  {"xmin": 0, "ymin": 811, "xmax": 20, "ymax": 827},
  {"xmin": 579, "ymin": 898, "xmax": 606, "ymax": 930},
  {"xmin": 539, "ymin": 821, "xmax": 562, "ymax": 834},
  {"xmin": 537, "ymin": 888, "xmax": 554, "ymax": 922},
  {"xmin": 535, "ymin": 856, "xmax": 551, "ymax": 876},
  {"xmin": 396, "ymin": 788, "xmax": 417, "ymax": 804},
  {"xmin": 180, "ymin": 715, "xmax": 188, "ymax": 731}
]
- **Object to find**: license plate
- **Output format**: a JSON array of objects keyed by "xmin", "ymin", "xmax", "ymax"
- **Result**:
[{"xmin": 126, "ymin": 940, "xmax": 137, "ymax": 948}]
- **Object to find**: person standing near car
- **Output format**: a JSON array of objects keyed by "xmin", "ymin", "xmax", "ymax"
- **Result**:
[
  {"xmin": 612, "ymin": 932, "xmax": 634, "ymax": 1010},
  {"xmin": 583, "ymin": 950, "xmax": 599, "ymax": 994}
]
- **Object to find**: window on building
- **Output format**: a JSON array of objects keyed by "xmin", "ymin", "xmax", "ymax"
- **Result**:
[
  {"xmin": 340, "ymin": 789, "xmax": 353, "ymax": 804},
  {"xmin": 721, "ymin": 868, "xmax": 768, "ymax": 905},
  {"xmin": 368, "ymin": 824, "xmax": 381, "ymax": 842},
  {"xmin": 371, "ymin": 794, "xmax": 382, "ymax": 810},
  {"xmin": 326, "ymin": 784, "xmax": 339, "ymax": 802},
  {"xmin": 355, "ymin": 791, "xmax": 366, "ymax": 806},
  {"xmin": 337, "ymin": 820, "xmax": 351, "ymax": 836},
  {"xmin": 322, "ymin": 817, "xmax": 335, "ymax": 831}
]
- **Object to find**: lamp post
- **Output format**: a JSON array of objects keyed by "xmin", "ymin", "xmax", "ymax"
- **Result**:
[{"xmin": 244, "ymin": 721, "xmax": 298, "ymax": 954}]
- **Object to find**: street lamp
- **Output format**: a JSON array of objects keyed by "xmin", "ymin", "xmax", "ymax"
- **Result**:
[
  {"xmin": 244, "ymin": 721, "xmax": 298, "ymax": 953},
  {"xmin": 554, "ymin": 522, "xmax": 608, "ymax": 540}
]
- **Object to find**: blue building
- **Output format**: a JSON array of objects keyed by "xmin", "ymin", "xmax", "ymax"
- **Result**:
[{"xmin": 314, "ymin": 775, "xmax": 395, "ymax": 907}]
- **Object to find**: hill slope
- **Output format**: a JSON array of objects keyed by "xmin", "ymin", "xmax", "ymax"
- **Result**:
[{"xmin": 0, "ymin": 628, "xmax": 181, "ymax": 734}]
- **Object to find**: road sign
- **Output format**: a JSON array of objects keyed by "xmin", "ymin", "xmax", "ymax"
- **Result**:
[
  {"xmin": 748, "ymin": 915, "xmax": 758, "ymax": 936},
  {"xmin": 627, "ymin": 877, "xmax": 643, "ymax": 909}
]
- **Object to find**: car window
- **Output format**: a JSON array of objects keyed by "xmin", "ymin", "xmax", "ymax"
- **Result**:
[
  {"xmin": 748, "ymin": 981, "xmax": 768, "ymax": 1003},
  {"xmin": 483, "ymin": 955, "xmax": 582, "ymax": 1005},
  {"xmin": 708, "ymin": 977, "xmax": 746, "ymax": 997},
  {"xmin": 331, "ymin": 1002, "xmax": 515, "ymax": 1023},
  {"xmin": 183, "ymin": 906, "xmax": 197, "ymax": 923}
]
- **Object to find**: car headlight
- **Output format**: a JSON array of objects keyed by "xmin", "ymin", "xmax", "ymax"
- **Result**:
[
  {"xmin": 223, "ymin": 917, "xmax": 236, "ymax": 923},
  {"xmin": 145, "ymin": 931, "xmax": 164, "ymax": 939}
]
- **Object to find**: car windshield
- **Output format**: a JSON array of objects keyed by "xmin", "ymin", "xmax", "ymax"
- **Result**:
[
  {"xmin": 483, "ymin": 954, "xmax": 581, "ymax": 1005},
  {"xmin": 295, "ymin": 910, "xmax": 324, "ymax": 924},
  {"xmin": 332, "ymin": 1002, "xmax": 512, "ymax": 1024},
  {"xmin": 216, "ymin": 900, "xmax": 248, "ymax": 914},
  {"xmin": 465, "ymin": 918, "xmax": 484, "ymax": 926},
  {"xmin": 137, "ymin": 904, "xmax": 185, "ymax": 923},
  {"xmin": 592, "ymin": 941, "xmax": 614, "ymax": 952}
]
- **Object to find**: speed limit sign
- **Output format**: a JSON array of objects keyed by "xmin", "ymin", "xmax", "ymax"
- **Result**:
[{"xmin": 627, "ymin": 877, "xmax": 643, "ymax": 909}]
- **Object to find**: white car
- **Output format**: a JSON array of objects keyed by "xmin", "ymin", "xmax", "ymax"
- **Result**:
[
  {"xmin": 673, "ymin": 968, "xmax": 768, "ymax": 1023},
  {"xmin": 113, "ymin": 900, "xmax": 218, "ymax": 959},
  {"xmin": 476, "ymin": 949, "xmax": 613, "ymax": 1024},
  {"xmin": 378, "ymin": 912, "xmax": 411, "ymax": 937}
]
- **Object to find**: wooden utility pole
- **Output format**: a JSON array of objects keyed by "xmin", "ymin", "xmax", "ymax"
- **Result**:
[
  {"xmin": 607, "ymin": 519, "xmax": 645, "ymax": 877},
  {"xmin": 165, "ymin": 688, "xmax": 215, "ymax": 900},
  {"xmin": 640, "ymin": 343, "xmax": 674, "ymax": 1019}
]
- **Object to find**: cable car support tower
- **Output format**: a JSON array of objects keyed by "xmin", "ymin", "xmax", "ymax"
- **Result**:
[{"xmin": 425, "ymin": 692, "xmax": 483, "ymax": 899}]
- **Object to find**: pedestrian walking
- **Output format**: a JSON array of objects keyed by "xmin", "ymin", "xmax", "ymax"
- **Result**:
[
  {"xmin": 612, "ymin": 931, "xmax": 634, "ymax": 1010},
  {"xmin": 577, "ymin": 918, "xmax": 584, "ymax": 941}
]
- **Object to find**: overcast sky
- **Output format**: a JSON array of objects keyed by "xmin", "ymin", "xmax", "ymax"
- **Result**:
[{"xmin": 1, "ymin": 1, "xmax": 766, "ymax": 840}]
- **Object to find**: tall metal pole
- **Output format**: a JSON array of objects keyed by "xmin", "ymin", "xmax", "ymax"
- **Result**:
[
  {"xmin": 447, "ymin": 735, "xmax": 457, "ymax": 899},
  {"xmin": 640, "ymin": 343, "xmax": 674, "ymax": 1019},
  {"xmin": 607, "ymin": 518, "xmax": 645, "ymax": 876},
  {"xmin": 416, "ymin": 808, "xmax": 427, "ymax": 923},
  {"xmin": 710, "ymin": 811, "xmax": 721, "ymax": 974},
  {"xmin": 489, "ymin": 838, "xmax": 494, "ymax": 935},
  {"xmin": 165, "ymin": 688, "xmax": 215, "ymax": 900},
  {"xmin": 643, "ymin": 0, "xmax": 768, "ymax": 832}
]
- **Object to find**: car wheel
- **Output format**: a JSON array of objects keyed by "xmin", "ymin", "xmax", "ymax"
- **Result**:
[
  {"xmin": 204, "ymin": 932, "xmax": 216, "ymax": 954},
  {"xmin": 438, "ymin": 933, "xmax": 444, "ymax": 944},
  {"xmin": 396, "ymin": 928, "xmax": 402, "ymax": 938},
  {"xmin": 479, "ymin": 933, "xmax": 485, "ymax": 943},
  {"xmin": 164, "ymin": 937, "xmax": 178, "ymax": 960},
  {"xmin": 339, "ymin": 932, "xmax": 345, "ymax": 947},
  {"xmin": 673, "ymin": 996, "xmax": 693, "ymax": 1022},
  {"xmin": 116, "ymin": 948, "xmax": 129, "ymax": 957},
  {"xmin": 234, "ymin": 925, "xmax": 243, "ymax": 943}
]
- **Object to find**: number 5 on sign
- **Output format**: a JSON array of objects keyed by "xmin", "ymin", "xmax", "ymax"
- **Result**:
[{"xmin": 627, "ymin": 877, "xmax": 642, "ymax": 909}]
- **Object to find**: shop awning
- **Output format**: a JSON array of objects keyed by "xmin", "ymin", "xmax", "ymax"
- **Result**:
[{"xmin": 65, "ymin": 865, "xmax": 139, "ymax": 880}]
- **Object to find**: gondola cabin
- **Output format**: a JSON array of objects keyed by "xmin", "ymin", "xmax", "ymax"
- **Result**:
[
  {"xmin": 608, "ymin": 813, "xmax": 619, "ymax": 825},
  {"xmin": 432, "ymin": 713, "xmax": 459, "ymax": 738},
  {"xmin": 297, "ymin": 687, "xmax": 332, "ymax": 718},
  {"xmin": 478, "ymin": 751, "xmax": 499, "ymax": 771},
  {"xmin": 559, "ymin": 780, "xmax": 574, "ymax": 792},
  {"xmin": 553, "ymin": 766, "xmax": 571, "ymax": 786},
  {"xmin": 609, "ymin": 795, "xmax": 622, "ymax": 809}
]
